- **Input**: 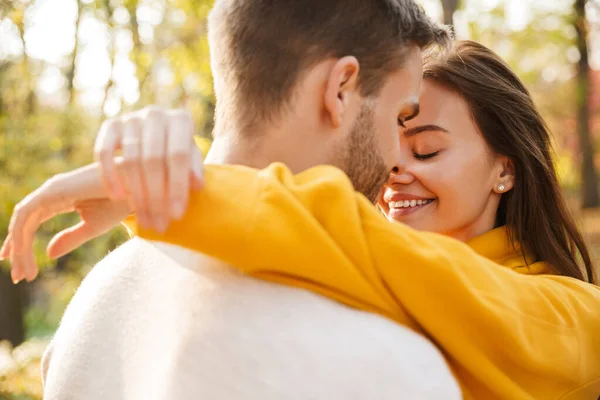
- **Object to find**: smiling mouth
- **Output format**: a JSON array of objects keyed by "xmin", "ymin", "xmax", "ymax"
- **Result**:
[
  {"xmin": 386, "ymin": 198, "xmax": 436, "ymax": 217},
  {"xmin": 388, "ymin": 199, "xmax": 435, "ymax": 210}
]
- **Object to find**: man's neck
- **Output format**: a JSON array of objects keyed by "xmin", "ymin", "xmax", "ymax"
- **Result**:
[
  {"xmin": 204, "ymin": 131, "xmax": 329, "ymax": 173},
  {"xmin": 204, "ymin": 135, "xmax": 275, "ymax": 169}
]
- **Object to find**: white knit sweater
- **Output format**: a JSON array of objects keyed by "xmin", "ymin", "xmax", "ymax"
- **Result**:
[{"xmin": 42, "ymin": 238, "xmax": 461, "ymax": 399}]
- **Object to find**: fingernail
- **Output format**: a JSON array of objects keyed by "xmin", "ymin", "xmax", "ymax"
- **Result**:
[
  {"xmin": 192, "ymin": 177, "xmax": 204, "ymax": 190},
  {"xmin": 0, "ymin": 242, "xmax": 8, "ymax": 258},
  {"xmin": 171, "ymin": 201, "xmax": 184, "ymax": 219},
  {"xmin": 12, "ymin": 278, "xmax": 20, "ymax": 285},
  {"xmin": 155, "ymin": 217, "xmax": 168, "ymax": 233},
  {"xmin": 138, "ymin": 213, "xmax": 150, "ymax": 229}
]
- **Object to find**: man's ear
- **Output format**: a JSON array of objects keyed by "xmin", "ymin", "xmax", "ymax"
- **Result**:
[{"xmin": 323, "ymin": 56, "xmax": 360, "ymax": 128}]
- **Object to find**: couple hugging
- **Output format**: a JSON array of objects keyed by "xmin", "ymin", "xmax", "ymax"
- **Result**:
[{"xmin": 2, "ymin": 0, "xmax": 600, "ymax": 399}]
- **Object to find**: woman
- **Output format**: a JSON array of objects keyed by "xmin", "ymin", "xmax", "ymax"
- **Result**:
[
  {"xmin": 90, "ymin": 41, "xmax": 595, "ymax": 286},
  {"xmin": 125, "ymin": 41, "xmax": 600, "ymax": 398},
  {"xmin": 379, "ymin": 40, "xmax": 595, "ymax": 284},
  {"xmin": 4, "ymin": 41, "xmax": 600, "ymax": 398}
]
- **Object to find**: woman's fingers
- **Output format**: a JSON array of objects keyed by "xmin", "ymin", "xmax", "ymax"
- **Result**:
[
  {"xmin": 141, "ymin": 107, "xmax": 168, "ymax": 232},
  {"xmin": 1, "ymin": 235, "xmax": 21, "ymax": 284},
  {"xmin": 121, "ymin": 116, "xmax": 151, "ymax": 229},
  {"xmin": 94, "ymin": 119, "xmax": 124, "ymax": 199},
  {"xmin": 48, "ymin": 198, "xmax": 131, "ymax": 259},
  {"xmin": 8, "ymin": 202, "xmax": 38, "ymax": 283},
  {"xmin": 0, "ymin": 233, "xmax": 11, "ymax": 260},
  {"xmin": 47, "ymin": 221, "xmax": 95, "ymax": 260},
  {"xmin": 7, "ymin": 185, "xmax": 58, "ymax": 283},
  {"xmin": 10, "ymin": 251, "xmax": 34, "ymax": 284},
  {"xmin": 166, "ymin": 110, "xmax": 194, "ymax": 219},
  {"xmin": 93, "ymin": 106, "xmax": 205, "ymax": 229},
  {"xmin": 4, "ymin": 163, "xmax": 128, "ymax": 284},
  {"xmin": 191, "ymin": 145, "xmax": 205, "ymax": 190},
  {"xmin": 10, "ymin": 260, "xmax": 20, "ymax": 285},
  {"xmin": 20, "ymin": 250, "xmax": 38, "ymax": 283}
]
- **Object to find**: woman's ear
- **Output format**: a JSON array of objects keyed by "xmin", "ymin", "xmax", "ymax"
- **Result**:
[
  {"xmin": 493, "ymin": 156, "xmax": 516, "ymax": 193},
  {"xmin": 323, "ymin": 56, "xmax": 360, "ymax": 128}
]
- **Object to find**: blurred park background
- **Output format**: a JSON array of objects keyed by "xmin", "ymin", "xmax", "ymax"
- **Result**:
[{"xmin": 0, "ymin": 0, "xmax": 599, "ymax": 398}]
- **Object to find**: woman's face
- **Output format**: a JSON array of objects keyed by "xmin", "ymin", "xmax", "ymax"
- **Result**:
[{"xmin": 377, "ymin": 80, "xmax": 514, "ymax": 242}]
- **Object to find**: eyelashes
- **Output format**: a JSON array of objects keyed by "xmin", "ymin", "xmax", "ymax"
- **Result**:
[{"xmin": 413, "ymin": 151, "xmax": 439, "ymax": 160}]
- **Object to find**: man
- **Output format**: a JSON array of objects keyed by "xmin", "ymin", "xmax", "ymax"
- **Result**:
[{"xmin": 2, "ymin": 0, "xmax": 460, "ymax": 398}]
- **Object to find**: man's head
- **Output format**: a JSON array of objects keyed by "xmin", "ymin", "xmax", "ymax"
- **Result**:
[{"xmin": 207, "ymin": 0, "xmax": 450, "ymax": 201}]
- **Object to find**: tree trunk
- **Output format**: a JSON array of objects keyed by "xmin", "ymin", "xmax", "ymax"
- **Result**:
[
  {"xmin": 440, "ymin": 0, "xmax": 460, "ymax": 28},
  {"xmin": 574, "ymin": 0, "xmax": 600, "ymax": 208},
  {"xmin": 16, "ymin": 19, "xmax": 36, "ymax": 115},
  {"xmin": 66, "ymin": 0, "xmax": 83, "ymax": 106},
  {"xmin": 127, "ymin": 0, "xmax": 151, "ymax": 103},
  {"xmin": 0, "ymin": 62, "xmax": 7, "ymax": 116},
  {"xmin": 101, "ymin": 0, "xmax": 116, "ymax": 114},
  {"xmin": 0, "ymin": 268, "xmax": 25, "ymax": 347}
]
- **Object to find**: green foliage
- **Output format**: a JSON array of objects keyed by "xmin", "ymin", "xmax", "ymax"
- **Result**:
[
  {"xmin": 0, "ymin": 0, "xmax": 598, "ymax": 397},
  {"xmin": 467, "ymin": 4, "xmax": 576, "ymax": 86},
  {"xmin": 0, "ymin": 0, "xmax": 216, "ymax": 351},
  {"xmin": 0, "ymin": 340, "xmax": 45, "ymax": 400}
]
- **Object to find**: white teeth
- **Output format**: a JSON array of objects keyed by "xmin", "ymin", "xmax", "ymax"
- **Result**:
[{"xmin": 390, "ymin": 199, "xmax": 434, "ymax": 209}]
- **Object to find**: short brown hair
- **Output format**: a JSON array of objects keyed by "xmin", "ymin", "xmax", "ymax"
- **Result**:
[
  {"xmin": 424, "ymin": 41, "xmax": 596, "ymax": 284},
  {"xmin": 208, "ymin": 0, "xmax": 450, "ymax": 132}
]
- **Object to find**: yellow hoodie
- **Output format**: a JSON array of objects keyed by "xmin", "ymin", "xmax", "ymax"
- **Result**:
[{"xmin": 131, "ymin": 163, "xmax": 600, "ymax": 400}]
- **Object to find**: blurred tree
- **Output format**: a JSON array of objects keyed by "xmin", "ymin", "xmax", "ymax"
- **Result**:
[
  {"xmin": 126, "ymin": 0, "xmax": 154, "ymax": 104},
  {"xmin": 0, "ymin": 0, "xmax": 216, "ymax": 346},
  {"xmin": 0, "ymin": 276, "xmax": 26, "ymax": 347},
  {"xmin": 9, "ymin": 0, "xmax": 36, "ymax": 114},
  {"xmin": 574, "ymin": 0, "xmax": 600, "ymax": 208},
  {"xmin": 96, "ymin": 0, "xmax": 118, "ymax": 114},
  {"xmin": 0, "ymin": 2, "xmax": 596, "ymax": 396},
  {"xmin": 440, "ymin": 0, "xmax": 460, "ymax": 27},
  {"xmin": 0, "ymin": 0, "xmax": 33, "ymax": 348},
  {"xmin": 66, "ymin": 0, "xmax": 83, "ymax": 106}
]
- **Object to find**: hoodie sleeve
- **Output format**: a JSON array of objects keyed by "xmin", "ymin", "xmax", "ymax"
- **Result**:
[{"xmin": 135, "ymin": 162, "xmax": 600, "ymax": 399}]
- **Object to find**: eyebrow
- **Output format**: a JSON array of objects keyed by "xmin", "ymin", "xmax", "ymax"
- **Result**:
[{"xmin": 404, "ymin": 124, "xmax": 449, "ymax": 138}]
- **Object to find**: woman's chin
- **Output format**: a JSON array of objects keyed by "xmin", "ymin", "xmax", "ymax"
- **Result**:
[{"xmin": 386, "ymin": 214, "xmax": 437, "ymax": 234}]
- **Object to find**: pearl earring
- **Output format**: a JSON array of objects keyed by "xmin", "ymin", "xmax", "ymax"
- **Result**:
[{"xmin": 497, "ymin": 184, "xmax": 505, "ymax": 192}]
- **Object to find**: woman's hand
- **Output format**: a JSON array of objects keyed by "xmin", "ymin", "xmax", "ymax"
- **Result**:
[
  {"xmin": 0, "ymin": 163, "xmax": 131, "ymax": 284},
  {"xmin": 94, "ymin": 106, "xmax": 205, "ymax": 232},
  {"xmin": 1, "ymin": 106, "xmax": 206, "ymax": 283}
]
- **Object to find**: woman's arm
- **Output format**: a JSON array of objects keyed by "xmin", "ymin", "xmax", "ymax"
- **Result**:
[{"xmin": 135, "ymin": 162, "xmax": 600, "ymax": 399}]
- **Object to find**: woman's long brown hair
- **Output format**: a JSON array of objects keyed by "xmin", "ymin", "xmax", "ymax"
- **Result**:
[{"xmin": 423, "ymin": 40, "xmax": 596, "ymax": 284}]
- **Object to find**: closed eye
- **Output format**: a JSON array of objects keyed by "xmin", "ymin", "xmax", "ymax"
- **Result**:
[{"xmin": 413, "ymin": 151, "xmax": 439, "ymax": 160}]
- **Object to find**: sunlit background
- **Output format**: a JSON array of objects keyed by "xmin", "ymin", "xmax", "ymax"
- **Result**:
[
  {"xmin": 0, "ymin": 0, "xmax": 599, "ymax": 398},
  {"xmin": 1, "ymin": 0, "xmax": 598, "ymax": 116}
]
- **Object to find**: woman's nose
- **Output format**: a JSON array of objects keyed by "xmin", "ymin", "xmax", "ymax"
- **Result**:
[{"xmin": 388, "ymin": 162, "xmax": 415, "ymax": 185}]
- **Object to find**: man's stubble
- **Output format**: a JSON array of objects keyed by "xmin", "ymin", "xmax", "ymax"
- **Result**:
[{"xmin": 333, "ymin": 104, "xmax": 390, "ymax": 204}]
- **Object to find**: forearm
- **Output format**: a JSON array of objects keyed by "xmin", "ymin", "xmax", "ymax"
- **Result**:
[{"xmin": 132, "ymin": 162, "xmax": 600, "ymax": 397}]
